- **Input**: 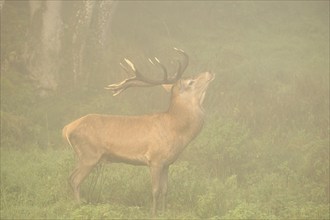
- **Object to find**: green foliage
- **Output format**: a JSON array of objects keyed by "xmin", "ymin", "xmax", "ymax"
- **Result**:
[
  {"xmin": 194, "ymin": 117, "xmax": 251, "ymax": 179},
  {"xmin": 2, "ymin": 148, "xmax": 328, "ymax": 219},
  {"xmin": 196, "ymin": 175, "xmax": 240, "ymax": 218},
  {"xmin": 1, "ymin": 70, "xmax": 40, "ymax": 148},
  {"xmin": 221, "ymin": 202, "xmax": 274, "ymax": 219}
]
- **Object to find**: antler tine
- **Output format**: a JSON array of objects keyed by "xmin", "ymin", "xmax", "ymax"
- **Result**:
[
  {"xmin": 105, "ymin": 77, "xmax": 153, "ymax": 96},
  {"xmin": 119, "ymin": 61, "xmax": 131, "ymax": 77},
  {"xmin": 171, "ymin": 48, "xmax": 189, "ymax": 81},
  {"xmin": 105, "ymin": 57, "xmax": 161, "ymax": 96},
  {"xmin": 105, "ymin": 48, "xmax": 188, "ymax": 96},
  {"xmin": 122, "ymin": 58, "xmax": 144, "ymax": 79},
  {"xmin": 150, "ymin": 57, "xmax": 169, "ymax": 82}
]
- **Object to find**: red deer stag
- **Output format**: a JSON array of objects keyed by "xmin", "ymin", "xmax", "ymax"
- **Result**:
[{"xmin": 62, "ymin": 48, "xmax": 214, "ymax": 216}]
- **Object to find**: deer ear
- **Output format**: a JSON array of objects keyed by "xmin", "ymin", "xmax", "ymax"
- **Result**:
[{"xmin": 162, "ymin": 84, "xmax": 173, "ymax": 93}]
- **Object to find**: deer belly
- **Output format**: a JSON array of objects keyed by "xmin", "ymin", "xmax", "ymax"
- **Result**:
[
  {"xmin": 103, "ymin": 153, "xmax": 149, "ymax": 165},
  {"xmin": 103, "ymin": 143, "xmax": 150, "ymax": 166}
]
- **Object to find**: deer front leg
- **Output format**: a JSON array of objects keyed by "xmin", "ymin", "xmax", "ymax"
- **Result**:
[
  {"xmin": 150, "ymin": 164, "xmax": 165, "ymax": 217},
  {"xmin": 160, "ymin": 166, "xmax": 169, "ymax": 213}
]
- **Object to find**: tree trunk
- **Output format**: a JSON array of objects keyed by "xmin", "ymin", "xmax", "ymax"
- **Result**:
[
  {"xmin": 23, "ymin": 0, "xmax": 117, "ymax": 95},
  {"xmin": 24, "ymin": 0, "xmax": 62, "ymax": 96}
]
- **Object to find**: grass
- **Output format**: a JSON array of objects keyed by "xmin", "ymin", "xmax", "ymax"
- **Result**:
[
  {"xmin": 0, "ymin": 147, "xmax": 202, "ymax": 219},
  {"xmin": 1, "ymin": 145, "xmax": 329, "ymax": 219}
]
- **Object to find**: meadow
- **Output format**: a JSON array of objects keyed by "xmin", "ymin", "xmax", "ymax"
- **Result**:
[{"xmin": 1, "ymin": 124, "xmax": 328, "ymax": 219}]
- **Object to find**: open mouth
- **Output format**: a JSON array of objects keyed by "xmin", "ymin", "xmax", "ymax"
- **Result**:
[
  {"xmin": 198, "ymin": 73, "xmax": 215, "ymax": 107},
  {"xmin": 199, "ymin": 84, "xmax": 212, "ymax": 106}
]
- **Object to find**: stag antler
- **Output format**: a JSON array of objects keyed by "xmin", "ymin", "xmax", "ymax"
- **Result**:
[{"xmin": 105, "ymin": 48, "xmax": 189, "ymax": 96}]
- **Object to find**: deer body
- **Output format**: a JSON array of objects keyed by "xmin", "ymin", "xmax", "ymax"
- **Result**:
[
  {"xmin": 65, "ymin": 108, "xmax": 203, "ymax": 166},
  {"xmin": 63, "ymin": 49, "xmax": 213, "ymax": 216}
]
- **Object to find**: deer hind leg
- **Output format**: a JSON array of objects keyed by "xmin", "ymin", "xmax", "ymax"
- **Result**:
[{"xmin": 69, "ymin": 156, "xmax": 101, "ymax": 203}]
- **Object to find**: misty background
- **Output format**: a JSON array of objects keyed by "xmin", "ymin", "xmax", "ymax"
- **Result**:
[{"xmin": 1, "ymin": 1, "xmax": 329, "ymax": 219}]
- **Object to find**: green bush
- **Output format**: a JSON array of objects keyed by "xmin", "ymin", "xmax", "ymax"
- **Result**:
[{"xmin": 221, "ymin": 202, "xmax": 274, "ymax": 219}]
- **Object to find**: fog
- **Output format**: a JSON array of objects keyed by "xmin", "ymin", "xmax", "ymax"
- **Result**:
[{"xmin": 1, "ymin": 1, "xmax": 329, "ymax": 219}]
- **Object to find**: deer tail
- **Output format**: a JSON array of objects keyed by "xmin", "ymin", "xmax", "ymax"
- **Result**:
[{"xmin": 62, "ymin": 125, "xmax": 73, "ymax": 151}]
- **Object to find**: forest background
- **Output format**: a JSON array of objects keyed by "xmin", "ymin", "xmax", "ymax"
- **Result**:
[{"xmin": 1, "ymin": 1, "xmax": 329, "ymax": 219}]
